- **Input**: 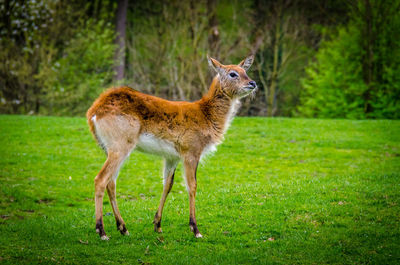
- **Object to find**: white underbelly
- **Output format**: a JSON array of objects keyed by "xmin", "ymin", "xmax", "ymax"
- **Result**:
[
  {"xmin": 136, "ymin": 133, "xmax": 179, "ymax": 159},
  {"xmin": 200, "ymin": 143, "xmax": 217, "ymax": 161}
]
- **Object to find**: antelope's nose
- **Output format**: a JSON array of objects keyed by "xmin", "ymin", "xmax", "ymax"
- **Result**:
[{"xmin": 249, "ymin": 81, "xmax": 257, "ymax": 89}]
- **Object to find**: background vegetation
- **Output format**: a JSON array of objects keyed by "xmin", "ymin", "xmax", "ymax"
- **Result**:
[
  {"xmin": 1, "ymin": 0, "xmax": 399, "ymax": 118},
  {"xmin": 1, "ymin": 115, "xmax": 399, "ymax": 264}
]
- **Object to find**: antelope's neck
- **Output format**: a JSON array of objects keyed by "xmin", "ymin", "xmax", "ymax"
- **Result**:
[{"xmin": 199, "ymin": 77, "xmax": 240, "ymax": 137}]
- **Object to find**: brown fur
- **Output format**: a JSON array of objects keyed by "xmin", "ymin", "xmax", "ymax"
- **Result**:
[{"xmin": 87, "ymin": 56, "xmax": 256, "ymax": 239}]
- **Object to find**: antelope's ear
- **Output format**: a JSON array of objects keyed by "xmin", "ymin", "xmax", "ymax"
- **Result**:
[
  {"xmin": 238, "ymin": 55, "xmax": 254, "ymax": 71},
  {"xmin": 207, "ymin": 55, "xmax": 224, "ymax": 74}
]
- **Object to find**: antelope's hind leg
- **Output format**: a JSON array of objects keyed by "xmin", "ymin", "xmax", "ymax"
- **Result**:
[
  {"xmin": 107, "ymin": 179, "xmax": 129, "ymax": 235},
  {"xmin": 183, "ymin": 156, "xmax": 202, "ymax": 238},
  {"xmin": 93, "ymin": 115, "xmax": 139, "ymax": 240},
  {"xmin": 153, "ymin": 159, "xmax": 179, "ymax": 232},
  {"xmin": 95, "ymin": 151, "xmax": 132, "ymax": 240}
]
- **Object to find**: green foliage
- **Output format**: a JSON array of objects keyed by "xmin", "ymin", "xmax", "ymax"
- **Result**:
[
  {"xmin": 299, "ymin": 26, "xmax": 368, "ymax": 119},
  {"xmin": 298, "ymin": 1, "xmax": 400, "ymax": 119},
  {"xmin": 0, "ymin": 0, "xmax": 56, "ymax": 114},
  {"xmin": 0, "ymin": 1, "xmax": 116, "ymax": 116},
  {"xmin": 44, "ymin": 20, "xmax": 116, "ymax": 116},
  {"xmin": 1, "ymin": 115, "xmax": 400, "ymax": 264},
  {"xmin": 1, "ymin": 0, "xmax": 399, "ymax": 118}
]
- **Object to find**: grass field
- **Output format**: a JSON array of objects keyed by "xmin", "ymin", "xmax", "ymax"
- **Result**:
[{"xmin": 0, "ymin": 115, "xmax": 400, "ymax": 264}]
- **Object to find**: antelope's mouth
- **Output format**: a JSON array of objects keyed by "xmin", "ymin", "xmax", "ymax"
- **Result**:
[
  {"xmin": 243, "ymin": 85, "xmax": 257, "ymax": 90},
  {"xmin": 238, "ymin": 86, "xmax": 257, "ymax": 98}
]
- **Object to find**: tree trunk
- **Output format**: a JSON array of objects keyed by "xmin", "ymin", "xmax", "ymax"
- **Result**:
[
  {"xmin": 207, "ymin": 0, "xmax": 220, "ymax": 57},
  {"xmin": 362, "ymin": 0, "xmax": 374, "ymax": 113},
  {"xmin": 268, "ymin": 18, "xmax": 280, "ymax": 117},
  {"xmin": 114, "ymin": 0, "xmax": 128, "ymax": 82}
]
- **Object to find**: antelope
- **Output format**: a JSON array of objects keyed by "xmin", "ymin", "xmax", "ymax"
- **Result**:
[{"xmin": 87, "ymin": 55, "xmax": 257, "ymax": 240}]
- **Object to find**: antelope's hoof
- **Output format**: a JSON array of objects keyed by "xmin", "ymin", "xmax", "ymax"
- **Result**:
[
  {"xmin": 154, "ymin": 225, "xmax": 162, "ymax": 233},
  {"xmin": 195, "ymin": 233, "xmax": 203, "ymax": 238},
  {"xmin": 119, "ymin": 229, "xmax": 129, "ymax": 236},
  {"xmin": 153, "ymin": 219, "xmax": 162, "ymax": 233},
  {"xmin": 118, "ymin": 224, "xmax": 129, "ymax": 235},
  {"xmin": 100, "ymin": 235, "xmax": 109, "ymax": 241}
]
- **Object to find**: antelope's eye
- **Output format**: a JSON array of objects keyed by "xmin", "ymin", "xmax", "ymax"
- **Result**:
[{"xmin": 229, "ymin": 72, "xmax": 238, "ymax": 78}]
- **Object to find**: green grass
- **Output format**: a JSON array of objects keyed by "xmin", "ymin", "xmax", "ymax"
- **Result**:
[{"xmin": 1, "ymin": 115, "xmax": 400, "ymax": 264}]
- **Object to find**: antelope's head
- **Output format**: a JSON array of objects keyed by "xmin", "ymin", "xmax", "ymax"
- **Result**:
[{"xmin": 207, "ymin": 55, "xmax": 257, "ymax": 98}]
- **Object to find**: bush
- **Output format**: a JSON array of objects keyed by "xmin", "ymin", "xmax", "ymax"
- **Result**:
[
  {"xmin": 298, "ymin": 25, "xmax": 368, "ymax": 119},
  {"xmin": 43, "ymin": 20, "xmax": 116, "ymax": 116},
  {"xmin": 298, "ymin": 1, "xmax": 400, "ymax": 119}
]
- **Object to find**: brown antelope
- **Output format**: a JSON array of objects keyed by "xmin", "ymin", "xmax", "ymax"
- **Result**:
[{"xmin": 87, "ymin": 55, "xmax": 257, "ymax": 240}]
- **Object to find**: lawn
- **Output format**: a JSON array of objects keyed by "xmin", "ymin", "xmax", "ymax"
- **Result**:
[{"xmin": 0, "ymin": 115, "xmax": 399, "ymax": 264}]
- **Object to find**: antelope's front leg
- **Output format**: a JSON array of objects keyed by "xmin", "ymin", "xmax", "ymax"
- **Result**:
[
  {"xmin": 153, "ymin": 159, "xmax": 178, "ymax": 232},
  {"xmin": 183, "ymin": 157, "xmax": 202, "ymax": 238}
]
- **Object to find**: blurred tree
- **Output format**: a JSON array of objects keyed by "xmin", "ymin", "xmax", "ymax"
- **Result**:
[
  {"xmin": 298, "ymin": 0, "xmax": 400, "ymax": 118},
  {"xmin": 44, "ymin": 20, "xmax": 116, "ymax": 116},
  {"xmin": 0, "ymin": 0, "xmax": 81, "ymax": 113},
  {"xmin": 0, "ymin": 0, "xmax": 116, "ymax": 115},
  {"xmin": 249, "ymin": 0, "xmax": 313, "ymax": 116},
  {"xmin": 114, "ymin": 0, "xmax": 128, "ymax": 82},
  {"xmin": 207, "ymin": 0, "xmax": 220, "ymax": 59}
]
